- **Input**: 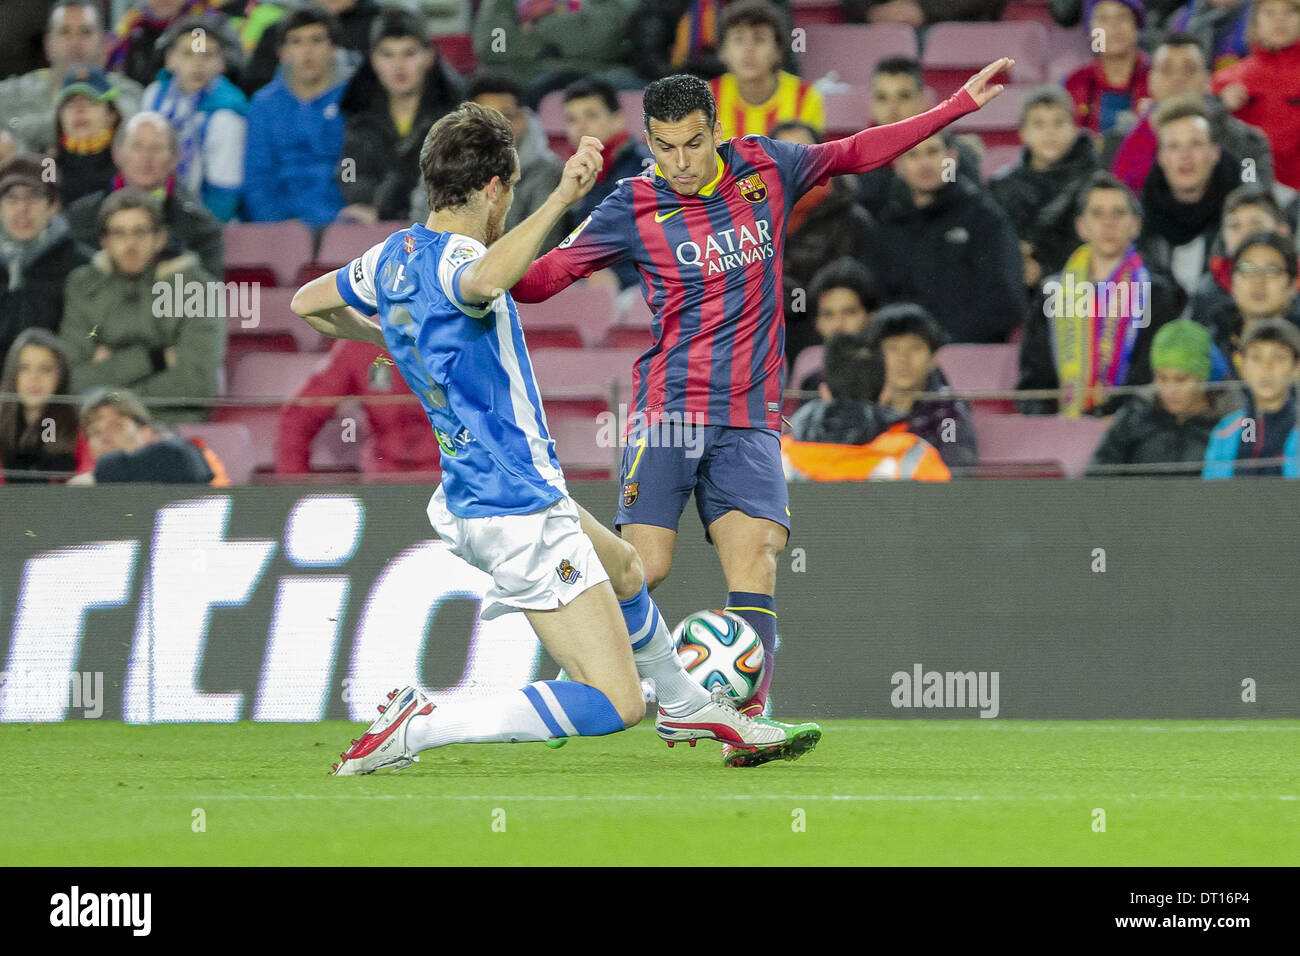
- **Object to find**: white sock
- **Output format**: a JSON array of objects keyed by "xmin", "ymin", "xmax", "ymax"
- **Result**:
[
  {"xmin": 634, "ymin": 614, "xmax": 710, "ymax": 717},
  {"xmin": 406, "ymin": 690, "xmax": 552, "ymax": 751}
]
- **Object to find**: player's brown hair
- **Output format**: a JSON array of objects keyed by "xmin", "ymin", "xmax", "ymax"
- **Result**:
[{"xmin": 418, "ymin": 101, "xmax": 518, "ymax": 213}]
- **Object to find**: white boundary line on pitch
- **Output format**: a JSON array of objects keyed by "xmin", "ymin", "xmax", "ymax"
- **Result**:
[{"xmin": 181, "ymin": 793, "xmax": 1300, "ymax": 802}]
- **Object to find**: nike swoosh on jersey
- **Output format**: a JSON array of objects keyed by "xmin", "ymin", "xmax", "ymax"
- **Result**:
[{"xmin": 653, "ymin": 207, "xmax": 684, "ymax": 223}]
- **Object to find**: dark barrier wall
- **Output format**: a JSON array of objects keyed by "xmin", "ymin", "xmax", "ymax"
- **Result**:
[{"xmin": 1, "ymin": 481, "xmax": 1296, "ymax": 721}]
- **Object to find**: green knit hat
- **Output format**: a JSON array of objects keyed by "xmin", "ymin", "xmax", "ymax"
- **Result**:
[{"xmin": 1150, "ymin": 319, "xmax": 1211, "ymax": 380}]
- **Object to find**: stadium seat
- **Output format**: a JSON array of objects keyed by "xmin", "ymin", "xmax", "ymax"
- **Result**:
[
  {"xmin": 823, "ymin": 89, "xmax": 873, "ymax": 137},
  {"xmin": 921, "ymin": 22, "xmax": 1049, "ymax": 95},
  {"xmin": 545, "ymin": 406, "xmax": 620, "ymax": 479},
  {"xmin": 538, "ymin": 91, "xmax": 567, "ymax": 141},
  {"xmin": 432, "ymin": 33, "xmax": 477, "ymax": 75},
  {"xmin": 530, "ymin": 347, "xmax": 643, "ymax": 403},
  {"xmin": 792, "ymin": 0, "xmax": 846, "ymax": 28},
  {"xmin": 173, "ymin": 422, "xmax": 256, "ymax": 486},
  {"xmin": 1003, "ymin": 0, "xmax": 1057, "ymax": 27},
  {"xmin": 222, "ymin": 286, "xmax": 330, "ymax": 385},
  {"xmin": 971, "ymin": 411, "xmax": 1108, "ymax": 478},
  {"xmin": 603, "ymin": 292, "xmax": 655, "ymax": 348},
  {"xmin": 316, "ymin": 221, "xmax": 411, "ymax": 270},
  {"xmin": 981, "ymin": 143, "xmax": 1023, "ymax": 181},
  {"xmin": 935, "ymin": 343, "xmax": 1020, "ymax": 414},
  {"xmin": 520, "ymin": 281, "xmax": 618, "ymax": 348},
  {"xmin": 950, "ymin": 84, "xmax": 1029, "ymax": 146},
  {"xmin": 789, "ymin": 344, "xmax": 824, "ymax": 392},
  {"xmin": 617, "ymin": 91, "xmax": 644, "ymax": 125},
  {"xmin": 802, "ymin": 24, "xmax": 919, "ymax": 87},
  {"xmin": 307, "ymin": 403, "xmax": 365, "ymax": 473},
  {"xmin": 214, "ymin": 352, "xmax": 332, "ymax": 471},
  {"xmin": 223, "ymin": 221, "xmax": 313, "ymax": 287}
]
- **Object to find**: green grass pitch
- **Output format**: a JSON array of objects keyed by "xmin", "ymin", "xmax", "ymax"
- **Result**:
[{"xmin": 2, "ymin": 720, "xmax": 1297, "ymax": 866}]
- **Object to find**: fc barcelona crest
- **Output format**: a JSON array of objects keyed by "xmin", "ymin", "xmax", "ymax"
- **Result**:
[
  {"xmin": 556, "ymin": 558, "xmax": 581, "ymax": 584},
  {"xmin": 737, "ymin": 173, "xmax": 768, "ymax": 204},
  {"xmin": 622, "ymin": 481, "xmax": 639, "ymax": 507}
]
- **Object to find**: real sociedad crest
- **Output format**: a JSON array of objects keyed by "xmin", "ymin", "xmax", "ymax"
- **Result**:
[{"xmin": 737, "ymin": 173, "xmax": 768, "ymax": 204}]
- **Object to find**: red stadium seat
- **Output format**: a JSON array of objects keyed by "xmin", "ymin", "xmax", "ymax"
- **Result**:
[
  {"xmin": 519, "ymin": 281, "xmax": 618, "ymax": 348},
  {"xmin": 223, "ymin": 221, "xmax": 313, "ymax": 287},
  {"xmin": 173, "ymin": 422, "xmax": 256, "ymax": 486},
  {"xmin": 222, "ymin": 287, "xmax": 329, "ymax": 385},
  {"xmin": 823, "ymin": 89, "xmax": 873, "ymax": 137},
  {"xmin": 603, "ymin": 292, "xmax": 656, "ymax": 347},
  {"xmin": 792, "ymin": 0, "xmax": 846, "ymax": 28},
  {"xmin": 214, "ymin": 352, "xmax": 332, "ymax": 471},
  {"xmin": 617, "ymin": 90, "xmax": 644, "ymax": 125},
  {"xmin": 981, "ymin": 143, "xmax": 1023, "ymax": 181},
  {"xmin": 529, "ymin": 347, "xmax": 643, "ymax": 404},
  {"xmin": 316, "ymin": 222, "xmax": 411, "ymax": 270},
  {"xmin": 433, "ymin": 33, "xmax": 477, "ymax": 75},
  {"xmin": 935, "ymin": 343, "xmax": 1020, "ymax": 414},
  {"xmin": 971, "ymin": 411, "xmax": 1108, "ymax": 478},
  {"xmin": 545, "ymin": 406, "xmax": 620, "ymax": 479},
  {"xmin": 950, "ymin": 84, "xmax": 1030, "ymax": 146},
  {"xmin": 801, "ymin": 24, "xmax": 919, "ymax": 87},
  {"xmin": 538, "ymin": 91, "xmax": 566, "ymax": 140},
  {"xmin": 1003, "ymin": 0, "xmax": 1057, "ymax": 27},
  {"xmin": 921, "ymin": 21, "xmax": 1049, "ymax": 95}
]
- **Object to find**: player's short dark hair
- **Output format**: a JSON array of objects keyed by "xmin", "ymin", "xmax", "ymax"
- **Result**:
[
  {"xmin": 642, "ymin": 74, "xmax": 717, "ymax": 132},
  {"xmin": 563, "ymin": 78, "xmax": 620, "ymax": 114},
  {"xmin": 770, "ymin": 119, "xmax": 820, "ymax": 143},
  {"xmin": 1157, "ymin": 30, "xmax": 1208, "ymax": 58},
  {"xmin": 719, "ymin": 0, "xmax": 786, "ymax": 47},
  {"xmin": 1240, "ymin": 318, "xmax": 1300, "ymax": 362},
  {"xmin": 1074, "ymin": 170, "xmax": 1141, "ymax": 219},
  {"xmin": 1222, "ymin": 185, "xmax": 1282, "ymax": 223},
  {"xmin": 80, "ymin": 386, "xmax": 153, "ymax": 431},
  {"xmin": 466, "ymin": 73, "xmax": 524, "ymax": 105},
  {"xmin": 1232, "ymin": 231, "xmax": 1299, "ymax": 281},
  {"xmin": 278, "ymin": 5, "xmax": 342, "ymax": 47},
  {"xmin": 823, "ymin": 332, "xmax": 885, "ymax": 403},
  {"xmin": 370, "ymin": 7, "xmax": 430, "ymax": 49},
  {"xmin": 419, "ymin": 101, "xmax": 518, "ymax": 212},
  {"xmin": 809, "ymin": 258, "xmax": 879, "ymax": 313},
  {"xmin": 871, "ymin": 56, "xmax": 923, "ymax": 89},
  {"xmin": 866, "ymin": 302, "xmax": 946, "ymax": 354},
  {"xmin": 96, "ymin": 187, "xmax": 165, "ymax": 236}
]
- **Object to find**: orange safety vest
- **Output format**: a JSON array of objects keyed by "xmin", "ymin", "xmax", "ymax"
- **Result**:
[{"xmin": 781, "ymin": 424, "xmax": 951, "ymax": 482}]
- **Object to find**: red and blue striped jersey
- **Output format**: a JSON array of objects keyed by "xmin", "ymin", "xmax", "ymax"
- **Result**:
[{"xmin": 514, "ymin": 89, "xmax": 979, "ymax": 431}]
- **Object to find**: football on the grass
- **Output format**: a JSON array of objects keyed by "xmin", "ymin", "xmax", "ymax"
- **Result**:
[{"xmin": 671, "ymin": 609, "xmax": 764, "ymax": 704}]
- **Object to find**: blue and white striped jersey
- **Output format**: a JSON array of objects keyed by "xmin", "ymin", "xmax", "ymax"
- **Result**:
[{"xmin": 336, "ymin": 222, "xmax": 567, "ymax": 517}]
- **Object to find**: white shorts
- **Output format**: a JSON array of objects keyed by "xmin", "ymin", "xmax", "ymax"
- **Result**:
[{"xmin": 427, "ymin": 485, "xmax": 609, "ymax": 620}]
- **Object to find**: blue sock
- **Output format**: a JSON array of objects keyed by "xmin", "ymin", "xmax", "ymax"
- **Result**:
[
  {"xmin": 522, "ymin": 680, "xmax": 625, "ymax": 738},
  {"xmin": 619, "ymin": 582, "xmax": 660, "ymax": 651},
  {"xmin": 726, "ymin": 591, "xmax": 777, "ymax": 713}
]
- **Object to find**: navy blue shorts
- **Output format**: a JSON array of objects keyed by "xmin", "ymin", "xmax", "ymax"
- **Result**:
[{"xmin": 614, "ymin": 423, "xmax": 790, "ymax": 538}]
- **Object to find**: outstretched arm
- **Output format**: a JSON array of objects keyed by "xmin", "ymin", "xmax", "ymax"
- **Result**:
[{"xmin": 809, "ymin": 58, "xmax": 1013, "ymax": 179}]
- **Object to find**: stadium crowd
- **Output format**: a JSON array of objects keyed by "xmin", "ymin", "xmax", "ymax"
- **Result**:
[{"xmin": 1, "ymin": 0, "xmax": 1298, "ymax": 484}]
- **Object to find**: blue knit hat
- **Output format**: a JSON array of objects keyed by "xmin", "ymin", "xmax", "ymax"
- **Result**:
[{"xmin": 1083, "ymin": 0, "xmax": 1146, "ymax": 30}]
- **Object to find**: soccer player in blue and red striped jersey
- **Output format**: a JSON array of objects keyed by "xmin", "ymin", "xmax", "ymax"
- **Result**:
[{"xmin": 513, "ymin": 58, "xmax": 1012, "ymax": 766}]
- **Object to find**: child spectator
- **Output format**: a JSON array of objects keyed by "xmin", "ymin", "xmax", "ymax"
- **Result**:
[
  {"xmin": 0, "ymin": 328, "xmax": 92, "ymax": 483},
  {"xmin": 242, "ymin": 6, "xmax": 350, "ymax": 226},
  {"xmin": 1063, "ymin": 0, "xmax": 1151, "ymax": 135},
  {"xmin": 1191, "ymin": 187, "xmax": 1296, "ymax": 340},
  {"xmin": 1211, "ymin": 0, "xmax": 1300, "ymax": 191},
  {"xmin": 338, "ymin": 8, "xmax": 463, "ymax": 224},
  {"xmin": 142, "ymin": 17, "xmax": 248, "ymax": 221},
  {"xmin": 1203, "ymin": 318, "xmax": 1300, "ymax": 477},
  {"xmin": 1140, "ymin": 95, "xmax": 1238, "ymax": 296},
  {"xmin": 869, "ymin": 131, "xmax": 1024, "ymax": 344},
  {"xmin": 772, "ymin": 121, "xmax": 875, "ymax": 362},
  {"xmin": 1216, "ymin": 231, "xmax": 1300, "ymax": 366},
  {"xmin": 70, "ymin": 385, "xmax": 223, "ymax": 483},
  {"xmin": 59, "ymin": 189, "xmax": 224, "ymax": 424},
  {"xmin": 784, "ymin": 331, "xmax": 950, "ymax": 480},
  {"xmin": 868, "ymin": 303, "xmax": 977, "ymax": 468},
  {"xmin": 989, "ymin": 85, "xmax": 1099, "ymax": 291},
  {"xmin": 1107, "ymin": 32, "xmax": 1273, "ymax": 196},
  {"xmin": 108, "ymin": 1, "xmax": 228, "ymax": 89},
  {"xmin": 1088, "ymin": 317, "xmax": 1221, "ymax": 474},
  {"xmin": 55, "ymin": 66, "xmax": 124, "ymax": 205},
  {"xmin": 274, "ymin": 340, "xmax": 442, "ymax": 477},
  {"xmin": 855, "ymin": 57, "xmax": 981, "ymax": 216},
  {"xmin": 710, "ymin": 0, "xmax": 823, "ymax": 138},
  {"xmin": 0, "ymin": 156, "xmax": 92, "ymax": 362},
  {"xmin": 1020, "ymin": 171, "xmax": 1185, "ymax": 415}
]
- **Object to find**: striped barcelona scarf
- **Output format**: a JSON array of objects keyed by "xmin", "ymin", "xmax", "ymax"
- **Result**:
[
  {"xmin": 671, "ymin": 0, "xmax": 719, "ymax": 68},
  {"xmin": 1051, "ymin": 244, "xmax": 1148, "ymax": 416}
]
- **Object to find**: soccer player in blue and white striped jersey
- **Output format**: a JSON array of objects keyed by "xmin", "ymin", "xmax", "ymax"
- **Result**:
[{"xmin": 291, "ymin": 102, "xmax": 821, "ymax": 774}]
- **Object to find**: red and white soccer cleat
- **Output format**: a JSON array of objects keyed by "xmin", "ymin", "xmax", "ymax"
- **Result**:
[{"xmin": 330, "ymin": 686, "xmax": 433, "ymax": 776}]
